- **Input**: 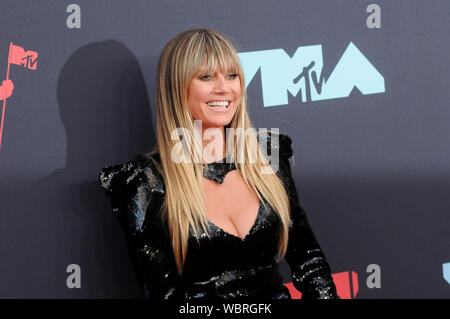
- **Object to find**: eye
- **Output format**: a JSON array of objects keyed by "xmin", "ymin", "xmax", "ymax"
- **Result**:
[
  {"xmin": 227, "ymin": 73, "xmax": 238, "ymax": 79},
  {"xmin": 200, "ymin": 75, "xmax": 211, "ymax": 81}
]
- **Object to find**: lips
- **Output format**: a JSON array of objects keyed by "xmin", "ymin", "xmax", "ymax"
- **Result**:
[
  {"xmin": 206, "ymin": 100, "xmax": 230, "ymax": 107},
  {"xmin": 205, "ymin": 100, "xmax": 231, "ymax": 112},
  {"xmin": 205, "ymin": 101, "xmax": 230, "ymax": 112}
]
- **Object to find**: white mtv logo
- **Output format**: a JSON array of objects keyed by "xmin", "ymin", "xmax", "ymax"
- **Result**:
[{"xmin": 238, "ymin": 42, "xmax": 385, "ymax": 107}]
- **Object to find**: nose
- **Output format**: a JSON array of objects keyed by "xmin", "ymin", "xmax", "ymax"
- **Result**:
[{"xmin": 213, "ymin": 74, "xmax": 229, "ymax": 93}]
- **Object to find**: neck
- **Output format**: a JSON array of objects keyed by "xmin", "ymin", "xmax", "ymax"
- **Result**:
[{"xmin": 200, "ymin": 126, "xmax": 227, "ymax": 164}]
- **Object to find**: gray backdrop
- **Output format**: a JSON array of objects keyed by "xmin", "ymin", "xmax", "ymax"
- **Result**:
[{"xmin": 0, "ymin": 0, "xmax": 449, "ymax": 298}]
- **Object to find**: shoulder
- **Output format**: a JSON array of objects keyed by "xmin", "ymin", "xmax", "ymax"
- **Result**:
[
  {"xmin": 99, "ymin": 152, "xmax": 165, "ymax": 231},
  {"xmin": 257, "ymin": 130, "xmax": 294, "ymax": 160},
  {"xmin": 99, "ymin": 152, "xmax": 165, "ymax": 197}
]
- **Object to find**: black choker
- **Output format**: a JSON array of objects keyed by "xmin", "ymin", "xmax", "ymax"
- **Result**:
[{"xmin": 202, "ymin": 155, "xmax": 236, "ymax": 184}]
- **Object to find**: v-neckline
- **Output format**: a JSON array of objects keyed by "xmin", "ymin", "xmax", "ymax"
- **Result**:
[
  {"xmin": 206, "ymin": 200, "xmax": 263, "ymax": 241},
  {"xmin": 202, "ymin": 154, "xmax": 261, "ymax": 241}
]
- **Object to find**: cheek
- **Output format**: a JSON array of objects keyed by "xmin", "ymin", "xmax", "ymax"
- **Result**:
[
  {"xmin": 233, "ymin": 85, "xmax": 242, "ymax": 106},
  {"xmin": 190, "ymin": 82, "xmax": 209, "ymax": 101},
  {"xmin": 233, "ymin": 82, "xmax": 242, "ymax": 98},
  {"xmin": 187, "ymin": 87, "xmax": 204, "ymax": 117}
]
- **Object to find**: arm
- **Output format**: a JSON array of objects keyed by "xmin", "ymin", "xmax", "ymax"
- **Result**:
[
  {"xmin": 276, "ymin": 133, "xmax": 338, "ymax": 299},
  {"xmin": 99, "ymin": 155, "xmax": 184, "ymax": 299}
]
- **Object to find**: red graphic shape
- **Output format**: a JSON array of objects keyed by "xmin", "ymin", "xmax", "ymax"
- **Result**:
[
  {"xmin": 352, "ymin": 271, "xmax": 359, "ymax": 296},
  {"xmin": 10, "ymin": 43, "xmax": 38, "ymax": 70},
  {"xmin": 283, "ymin": 270, "xmax": 359, "ymax": 299},
  {"xmin": 1, "ymin": 42, "xmax": 38, "ymax": 151},
  {"xmin": 0, "ymin": 80, "xmax": 13, "ymax": 100},
  {"xmin": 284, "ymin": 282, "xmax": 302, "ymax": 299}
]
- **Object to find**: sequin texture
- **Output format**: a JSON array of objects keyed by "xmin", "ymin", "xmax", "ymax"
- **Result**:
[
  {"xmin": 99, "ymin": 132, "xmax": 337, "ymax": 299},
  {"xmin": 202, "ymin": 154, "xmax": 236, "ymax": 184}
]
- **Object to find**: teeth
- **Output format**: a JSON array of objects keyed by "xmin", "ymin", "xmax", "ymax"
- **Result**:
[{"xmin": 207, "ymin": 101, "xmax": 229, "ymax": 107}]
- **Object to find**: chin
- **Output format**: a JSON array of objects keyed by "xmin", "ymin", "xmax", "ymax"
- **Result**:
[
  {"xmin": 203, "ymin": 121, "xmax": 232, "ymax": 129},
  {"xmin": 201, "ymin": 116, "xmax": 234, "ymax": 129}
]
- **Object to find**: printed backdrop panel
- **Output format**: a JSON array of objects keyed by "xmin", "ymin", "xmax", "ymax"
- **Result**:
[{"xmin": 0, "ymin": 0, "xmax": 448, "ymax": 298}]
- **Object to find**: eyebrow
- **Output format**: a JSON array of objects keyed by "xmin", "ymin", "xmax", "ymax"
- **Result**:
[{"xmin": 197, "ymin": 68, "xmax": 237, "ymax": 75}]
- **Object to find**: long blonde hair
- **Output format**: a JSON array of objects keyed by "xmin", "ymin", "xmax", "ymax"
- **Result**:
[{"xmin": 150, "ymin": 28, "xmax": 291, "ymax": 275}]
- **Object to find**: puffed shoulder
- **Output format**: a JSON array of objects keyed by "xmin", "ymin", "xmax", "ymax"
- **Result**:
[
  {"xmin": 98, "ymin": 152, "xmax": 164, "ymax": 197},
  {"xmin": 278, "ymin": 133, "xmax": 293, "ymax": 159},
  {"xmin": 257, "ymin": 130, "xmax": 294, "ymax": 160}
]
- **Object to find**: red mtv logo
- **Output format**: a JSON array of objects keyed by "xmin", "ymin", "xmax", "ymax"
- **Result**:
[
  {"xmin": 0, "ymin": 42, "xmax": 38, "ymax": 151},
  {"xmin": 9, "ymin": 43, "xmax": 38, "ymax": 70},
  {"xmin": 284, "ymin": 270, "xmax": 359, "ymax": 299}
]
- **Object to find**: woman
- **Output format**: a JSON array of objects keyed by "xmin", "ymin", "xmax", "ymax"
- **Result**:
[{"xmin": 99, "ymin": 28, "xmax": 337, "ymax": 299}]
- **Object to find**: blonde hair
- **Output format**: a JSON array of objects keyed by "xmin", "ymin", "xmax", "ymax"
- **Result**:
[{"xmin": 149, "ymin": 28, "xmax": 291, "ymax": 275}]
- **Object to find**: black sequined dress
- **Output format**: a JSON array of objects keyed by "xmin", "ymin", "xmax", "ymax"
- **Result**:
[{"xmin": 99, "ymin": 132, "xmax": 337, "ymax": 299}]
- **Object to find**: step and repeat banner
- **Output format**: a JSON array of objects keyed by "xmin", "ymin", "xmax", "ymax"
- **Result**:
[{"xmin": 0, "ymin": 0, "xmax": 449, "ymax": 298}]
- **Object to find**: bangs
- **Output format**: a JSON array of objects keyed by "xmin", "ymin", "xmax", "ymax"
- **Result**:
[{"xmin": 194, "ymin": 33, "xmax": 240, "ymax": 76}]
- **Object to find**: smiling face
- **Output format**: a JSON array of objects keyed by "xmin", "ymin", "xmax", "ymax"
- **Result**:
[{"xmin": 187, "ymin": 66, "xmax": 241, "ymax": 131}]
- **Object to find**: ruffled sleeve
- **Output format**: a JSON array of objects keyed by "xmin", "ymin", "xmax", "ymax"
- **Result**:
[
  {"xmin": 266, "ymin": 131, "xmax": 338, "ymax": 299},
  {"xmin": 98, "ymin": 154, "xmax": 184, "ymax": 299},
  {"xmin": 99, "ymin": 159, "xmax": 138, "ymax": 221}
]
